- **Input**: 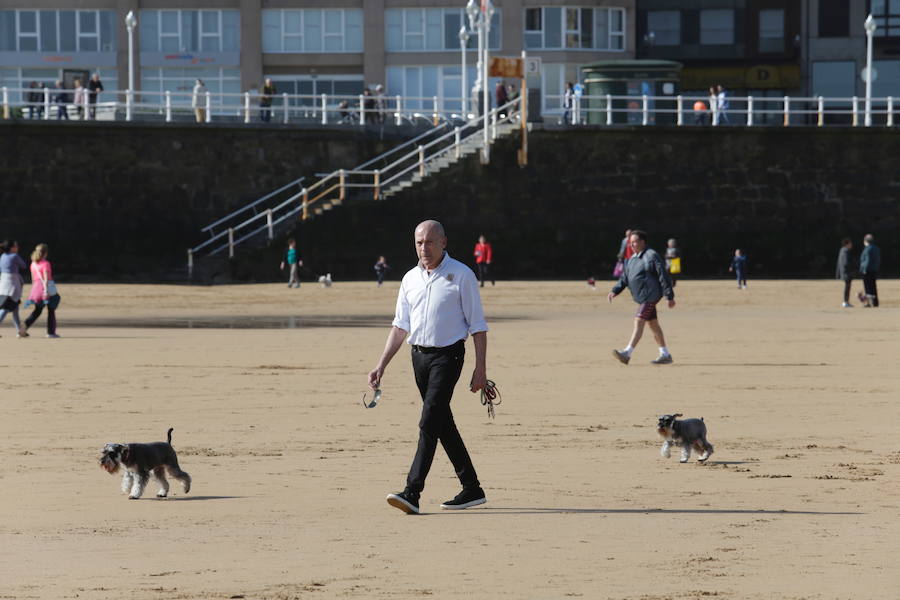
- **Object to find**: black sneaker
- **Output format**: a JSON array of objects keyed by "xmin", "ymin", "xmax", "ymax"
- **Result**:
[
  {"xmin": 440, "ymin": 487, "xmax": 486, "ymax": 510},
  {"xmin": 386, "ymin": 491, "xmax": 420, "ymax": 514}
]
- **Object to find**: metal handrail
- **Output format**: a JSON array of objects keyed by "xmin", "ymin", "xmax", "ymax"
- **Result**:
[
  {"xmin": 201, "ymin": 176, "xmax": 305, "ymax": 235},
  {"xmin": 188, "ymin": 96, "xmax": 523, "ymax": 269}
]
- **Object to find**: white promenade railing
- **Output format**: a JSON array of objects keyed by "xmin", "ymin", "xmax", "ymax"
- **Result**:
[
  {"xmin": 187, "ymin": 96, "xmax": 523, "ymax": 273},
  {"xmin": 549, "ymin": 93, "xmax": 896, "ymax": 128},
  {"xmin": 0, "ymin": 86, "xmax": 477, "ymax": 127},
  {"xmin": 4, "ymin": 86, "xmax": 894, "ymax": 129}
]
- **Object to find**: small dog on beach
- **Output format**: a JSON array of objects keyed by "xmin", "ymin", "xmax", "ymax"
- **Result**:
[
  {"xmin": 657, "ymin": 414, "xmax": 714, "ymax": 463},
  {"xmin": 318, "ymin": 273, "xmax": 333, "ymax": 287},
  {"xmin": 98, "ymin": 428, "xmax": 191, "ymax": 499}
]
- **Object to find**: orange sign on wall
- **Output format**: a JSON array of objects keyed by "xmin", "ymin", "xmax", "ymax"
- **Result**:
[{"xmin": 489, "ymin": 57, "xmax": 524, "ymax": 79}]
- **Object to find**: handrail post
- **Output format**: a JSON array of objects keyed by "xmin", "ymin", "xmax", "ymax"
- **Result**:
[
  {"xmin": 455, "ymin": 126, "xmax": 461, "ymax": 159},
  {"xmin": 575, "ymin": 94, "xmax": 581, "ymax": 125},
  {"xmin": 888, "ymin": 96, "xmax": 894, "ymax": 127},
  {"xmin": 491, "ymin": 110, "xmax": 497, "ymax": 139},
  {"xmin": 228, "ymin": 228, "xmax": 234, "ymax": 258},
  {"xmin": 187, "ymin": 249, "xmax": 193, "ymax": 280},
  {"xmin": 782, "ymin": 95, "xmax": 789, "ymax": 127},
  {"xmin": 321, "ymin": 93, "xmax": 327, "ymax": 125},
  {"xmin": 2, "ymin": 86, "xmax": 8, "ymax": 120},
  {"xmin": 641, "ymin": 94, "xmax": 649, "ymax": 126},
  {"xmin": 418, "ymin": 145, "xmax": 425, "ymax": 176},
  {"xmin": 747, "ymin": 95, "xmax": 754, "ymax": 126},
  {"xmin": 243, "ymin": 91, "xmax": 250, "ymax": 123},
  {"xmin": 282, "ymin": 92, "xmax": 289, "ymax": 124},
  {"xmin": 165, "ymin": 91, "xmax": 172, "ymax": 122},
  {"xmin": 302, "ymin": 188, "xmax": 309, "ymax": 220},
  {"xmin": 606, "ymin": 94, "xmax": 612, "ymax": 126},
  {"xmin": 266, "ymin": 208, "xmax": 274, "ymax": 240},
  {"xmin": 205, "ymin": 91, "xmax": 211, "ymax": 123},
  {"xmin": 339, "ymin": 169, "xmax": 346, "ymax": 202},
  {"xmin": 817, "ymin": 96, "xmax": 824, "ymax": 127},
  {"xmin": 676, "ymin": 95, "xmax": 683, "ymax": 126},
  {"xmin": 395, "ymin": 94, "xmax": 402, "ymax": 126},
  {"xmin": 83, "ymin": 88, "xmax": 90, "ymax": 119},
  {"xmin": 433, "ymin": 95, "xmax": 439, "ymax": 126},
  {"xmin": 43, "ymin": 87, "xmax": 50, "ymax": 120},
  {"xmin": 359, "ymin": 94, "xmax": 365, "ymax": 126},
  {"xmin": 852, "ymin": 96, "xmax": 859, "ymax": 127},
  {"xmin": 373, "ymin": 169, "xmax": 380, "ymax": 200},
  {"xmin": 126, "ymin": 89, "xmax": 133, "ymax": 121}
]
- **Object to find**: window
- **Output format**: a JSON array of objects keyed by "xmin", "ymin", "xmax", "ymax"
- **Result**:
[
  {"xmin": 870, "ymin": 0, "xmax": 900, "ymax": 37},
  {"xmin": 524, "ymin": 7, "xmax": 625, "ymax": 51},
  {"xmin": 387, "ymin": 64, "xmax": 500, "ymax": 112},
  {"xmin": 647, "ymin": 10, "xmax": 680, "ymax": 46},
  {"xmin": 759, "ymin": 9, "xmax": 783, "ymax": 53},
  {"xmin": 385, "ymin": 8, "xmax": 500, "ymax": 52},
  {"xmin": 262, "ymin": 9, "xmax": 363, "ymax": 53},
  {"xmin": 0, "ymin": 67, "xmax": 116, "ymax": 102},
  {"xmin": 700, "ymin": 9, "xmax": 734, "ymax": 45},
  {"xmin": 141, "ymin": 67, "xmax": 241, "ymax": 106},
  {"xmin": 140, "ymin": 10, "xmax": 240, "ymax": 53},
  {"xmin": 818, "ymin": 0, "xmax": 849, "ymax": 37},
  {"xmin": 811, "ymin": 61, "xmax": 855, "ymax": 98},
  {"xmin": 541, "ymin": 63, "xmax": 565, "ymax": 112},
  {"xmin": 0, "ymin": 10, "xmax": 116, "ymax": 53},
  {"xmin": 265, "ymin": 75, "xmax": 365, "ymax": 106}
]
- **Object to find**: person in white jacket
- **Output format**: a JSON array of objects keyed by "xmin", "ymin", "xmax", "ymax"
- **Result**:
[{"xmin": 192, "ymin": 79, "xmax": 208, "ymax": 123}]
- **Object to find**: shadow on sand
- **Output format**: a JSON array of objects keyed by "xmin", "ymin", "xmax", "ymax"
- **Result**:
[
  {"xmin": 161, "ymin": 495, "xmax": 245, "ymax": 501},
  {"xmin": 424, "ymin": 507, "xmax": 861, "ymax": 516}
]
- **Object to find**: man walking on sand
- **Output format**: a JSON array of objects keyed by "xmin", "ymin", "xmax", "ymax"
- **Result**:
[
  {"xmin": 859, "ymin": 233, "xmax": 881, "ymax": 307},
  {"xmin": 608, "ymin": 230, "xmax": 675, "ymax": 365},
  {"xmin": 368, "ymin": 220, "xmax": 489, "ymax": 515}
]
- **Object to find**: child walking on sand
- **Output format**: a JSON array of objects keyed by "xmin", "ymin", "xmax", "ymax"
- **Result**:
[
  {"xmin": 729, "ymin": 249, "xmax": 747, "ymax": 289},
  {"xmin": 280, "ymin": 239, "xmax": 303, "ymax": 288},
  {"xmin": 374, "ymin": 256, "xmax": 390, "ymax": 287}
]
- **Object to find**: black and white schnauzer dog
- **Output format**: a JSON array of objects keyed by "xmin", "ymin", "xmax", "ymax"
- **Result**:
[
  {"xmin": 657, "ymin": 414, "xmax": 714, "ymax": 463},
  {"xmin": 99, "ymin": 428, "xmax": 191, "ymax": 499}
]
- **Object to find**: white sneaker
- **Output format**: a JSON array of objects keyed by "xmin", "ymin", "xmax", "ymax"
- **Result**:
[{"xmin": 842, "ymin": 302, "xmax": 853, "ymax": 308}]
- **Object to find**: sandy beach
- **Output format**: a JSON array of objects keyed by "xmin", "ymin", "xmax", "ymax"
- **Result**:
[{"xmin": 1, "ymin": 279, "xmax": 898, "ymax": 599}]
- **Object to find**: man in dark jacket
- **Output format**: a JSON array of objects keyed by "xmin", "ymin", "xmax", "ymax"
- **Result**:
[
  {"xmin": 859, "ymin": 233, "xmax": 881, "ymax": 307},
  {"xmin": 836, "ymin": 238, "xmax": 855, "ymax": 308},
  {"xmin": 608, "ymin": 230, "xmax": 675, "ymax": 364}
]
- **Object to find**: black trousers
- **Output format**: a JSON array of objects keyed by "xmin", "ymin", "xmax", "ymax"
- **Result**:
[
  {"xmin": 842, "ymin": 277, "xmax": 852, "ymax": 303},
  {"xmin": 863, "ymin": 272, "xmax": 879, "ymax": 307},
  {"xmin": 406, "ymin": 340, "xmax": 479, "ymax": 495},
  {"xmin": 476, "ymin": 262, "xmax": 494, "ymax": 286},
  {"xmin": 25, "ymin": 302, "xmax": 56, "ymax": 334}
]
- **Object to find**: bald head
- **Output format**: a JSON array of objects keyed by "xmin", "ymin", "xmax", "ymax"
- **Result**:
[{"xmin": 414, "ymin": 220, "xmax": 447, "ymax": 271}]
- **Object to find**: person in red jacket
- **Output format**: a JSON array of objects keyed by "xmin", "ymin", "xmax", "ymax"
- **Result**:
[{"xmin": 473, "ymin": 235, "xmax": 494, "ymax": 287}]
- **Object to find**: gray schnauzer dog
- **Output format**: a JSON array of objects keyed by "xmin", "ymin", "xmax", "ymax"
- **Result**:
[
  {"xmin": 657, "ymin": 414, "xmax": 714, "ymax": 463},
  {"xmin": 98, "ymin": 428, "xmax": 191, "ymax": 499}
]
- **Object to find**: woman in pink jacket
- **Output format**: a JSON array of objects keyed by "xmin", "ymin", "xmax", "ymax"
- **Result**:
[{"xmin": 25, "ymin": 243, "xmax": 60, "ymax": 338}]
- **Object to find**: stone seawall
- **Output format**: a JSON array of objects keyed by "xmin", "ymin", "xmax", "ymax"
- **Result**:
[{"xmin": 3, "ymin": 121, "xmax": 897, "ymax": 281}]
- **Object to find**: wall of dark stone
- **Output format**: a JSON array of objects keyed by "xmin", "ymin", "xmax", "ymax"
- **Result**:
[
  {"xmin": 284, "ymin": 126, "xmax": 899, "ymax": 281},
  {"xmin": 3, "ymin": 121, "xmax": 897, "ymax": 281}
]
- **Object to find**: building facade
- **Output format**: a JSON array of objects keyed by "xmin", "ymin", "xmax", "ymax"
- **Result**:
[{"xmin": 0, "ymin": 0, "xmax": 635, "ymax": 117}]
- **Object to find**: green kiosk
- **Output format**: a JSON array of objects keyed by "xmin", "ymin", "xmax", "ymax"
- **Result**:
[{"xmin": 582, "ymin": 60, "xmax": 682, "ymax": 125}]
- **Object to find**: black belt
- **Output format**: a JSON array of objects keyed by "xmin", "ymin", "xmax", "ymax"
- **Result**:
[{"xmin": 411, "ymin": 339, "xmax": 464, "ymax": 354}]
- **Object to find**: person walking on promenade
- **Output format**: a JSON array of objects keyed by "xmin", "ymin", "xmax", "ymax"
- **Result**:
[
  {"xmin": 859, "ymin": 233, "xmax": 880, "ymax": 307},
  {"xmin": 192, "ymin": 79, "xmax": 208, "ymax": 123},
  {"xmin": 368, "ymin": 220, "xmax": 489, "ymax": 515},
  {"xmin": 260, "ymin": 78, "xmax": 275, "ymax": 122},
  {"xmin": 563, "ymin": 82, "xmax": 575, "ymax": 125},
  {"xmin": 836, "ymin": 238, "xmax": 856, "ymax": 308},
  {"xmin": 280, "ymin": 238, "xmax": 302, "ymax": 288},
  {"xmin": 87, "ymin": 73, "xmax": 103, "ymax": 120},
  {"xmin": 665, "ymin": 238, "xmax": 681, "ymax": 287},
  {"xmin": 374, "ymin": 255, "xmax": 390, "ymax": 287},
  {"xmin": 716, "ymin": 84, "xmax": 730, "ymax": 125},
  {"xmin": 73, "ymin": 78, "xmax": 85, "ymax": 120},
  {"xmin": 473, "ymin": 235, "xmax": 494, "ymax": 287},
  {"xmin": 27, "ymin": 81, "xmax": 44, "ymax": 120},
  {"xmin": 608, "ymin": 230, "xmax": 675, "ymax": 365},
  {"xmin": 0, "ymin": 240, "xmax": 29, "ymax": 338},
  {"xmin": 24, "ymin": 243, "xmax": 60, "ymax": 338},
  {"xmin": 53, "ymin": 80, "xmax": 69, "ymax": 120},
  {"xmin": 729, "ymin": 249, "xmax": 748, "ymax": 289},
  {"xmin": 495, "ymin": 80, "xmax": 509, "ymax": 118}
]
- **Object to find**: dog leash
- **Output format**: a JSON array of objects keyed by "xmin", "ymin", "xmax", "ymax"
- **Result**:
[{"xmin": 480, "ymin": 380, "xmax": 501, "ymax": 419}]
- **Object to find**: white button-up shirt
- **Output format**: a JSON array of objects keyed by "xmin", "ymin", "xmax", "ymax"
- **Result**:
[{"xmin": 392, "ymin": 252, "xmax": 488, "ymax": 347}]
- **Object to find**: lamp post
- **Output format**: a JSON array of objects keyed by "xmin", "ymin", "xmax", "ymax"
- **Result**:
[
  {"xmin": 458, "ymin": 25, "xmax": 470, "ymax": 118},
  {"xmin": 864, "ymin": 14, "xmax": 876, "ymax": 127},
  {"xmin": 466, "ymin": 0, "xmax": 494, "ymax": 163},
  {"xmin": 125, "ymin": 10, "xmax": 137, "ymax": 121}
]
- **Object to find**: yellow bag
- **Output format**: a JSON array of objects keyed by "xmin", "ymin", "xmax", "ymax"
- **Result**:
[{"xmin": 669, "ymin": 257, "xmax": 682, "ymax": 275}]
